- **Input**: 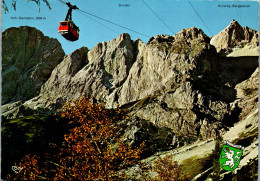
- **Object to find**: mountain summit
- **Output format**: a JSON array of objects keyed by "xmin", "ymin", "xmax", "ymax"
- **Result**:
[
  {"xmin": 2, "ymin": 26, "xmax": 65, "ymax": 104},
  {"xmin": 210, "ymin": 19, "xmax": 259, "ymax": 52}
]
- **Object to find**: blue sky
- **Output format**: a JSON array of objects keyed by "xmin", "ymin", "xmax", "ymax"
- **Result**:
[{"xmin": 2, "ymin": 0, "xmax": 259, "ymax": 54}]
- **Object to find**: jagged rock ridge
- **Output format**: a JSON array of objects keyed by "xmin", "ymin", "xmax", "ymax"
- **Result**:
[
  {"xmin": 26, "ymin": 27, "xmax": 217, "ymax": 108},
  {"xmin": 2, "ymin": 22, "xmax": 259, "ymax": 140},
  {"xmin": 2, "ymin": 26, "xmax": 65, "ymax": 104},
  {"xmin": 19, "ymin": 27, "xmax": 233, "ymax": 140},
  {"xmin": 210, "ymin": 19, "xmax": 259, "ymax": 53}
]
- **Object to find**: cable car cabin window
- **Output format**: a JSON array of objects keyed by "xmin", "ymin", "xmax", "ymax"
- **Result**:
[{"xmin": 60, "ymin": 22, "xmax": 68, "ymax": 26}]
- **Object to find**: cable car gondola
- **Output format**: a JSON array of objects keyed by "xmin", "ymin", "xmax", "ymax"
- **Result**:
[{"xmin": 58, "ymin": 2, "xmax": 79, "ymax": 41}]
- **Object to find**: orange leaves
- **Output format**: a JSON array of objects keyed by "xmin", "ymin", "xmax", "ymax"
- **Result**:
[
  {"xmin": 5, "ymin": 96, "xmax": 137, "ymax": 180},
  {"xmin": 8, "ymin": 95, "xmax": 144, "ymax": 180},
  {"xmin": 7, "ymin": 155, "xmax": 44, "ymax": 181},
  {"xmin": 153, "ymin": 154, "xmax": 190, "ymax": 181},
  {"xmin": 56, "ymin": 95, "xmax": 145, "ymax": 180}
]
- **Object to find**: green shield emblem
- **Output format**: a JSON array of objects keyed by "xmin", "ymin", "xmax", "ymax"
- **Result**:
[{"xmin": 219, "ymin": 141, "xmax": 244, "ymax": 171}]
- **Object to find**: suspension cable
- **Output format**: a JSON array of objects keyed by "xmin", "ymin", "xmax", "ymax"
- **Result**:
[
  {"xmin": 141, "ymin": 0, "xmax": 176, "ymax": 35},
  {"xmin": 187, "ymin": 0, "xmax": 213, "ymax": 36},
  {"xmin": 57, "ymin": 0, "xmax": 66, "ymax": 5},
  {"xmin": 77, "ymin": 10, "xmax": 120, "ymax": 35},
  {"xmin": 57, "ymin": 0, "xmax": 119, "ymax": 35},
  {"xmin": 57, "ymin": 0, "xmax": 150, "ymax": 38},
  {"xmin": 77, "ymin": 9, "xmax": 150, "ymax": 38}
]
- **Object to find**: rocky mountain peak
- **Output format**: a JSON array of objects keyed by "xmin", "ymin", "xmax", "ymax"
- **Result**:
[
  {"xmin": 226, "ymin": 19, "xmax": 244, "ymax": 37},
  {"xmin": 174, "ymin": 27, "xmax": 210, "ymax": 43},
  {"xmin": 229, "ymin": 19, "xmax": 241, "ymax": 27},
  {"xmin": 2, "ymin": 26, "xmax": 65, "ymax": 104},
  {"xmin": 147, "ymin": 34, "xmax": 174, "ymax": 45},
  {"xmin": 116, "ymin": 33, "xmax": 132, "ymax": 42},
  {"xmin": 210, "ymin": 19, "xmax": 258, "ymax": 52},
  {"xmin": 147, "ymin": 27, "xmax": 210, "ymax": 46}
]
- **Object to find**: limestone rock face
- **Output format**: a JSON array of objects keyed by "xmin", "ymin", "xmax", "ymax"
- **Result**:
[
  {"xmin": 116, "ymin": 28, "xmax": 217, "ymax": 107},
  {"xmin": 210, "ymin": 20, "xmax": 259, "ymax": 52},
  {"xmin": 2, "ymin": 26, "xmax": 65, "ymax": 104},
  {"xmin": 125, "ymin": 81, "xmax": 229, "ymax": 140},
  {"xmin": 173, "ymin": 27, "xmax": 210, "ymax": 43},
  {"xmin": 25, "ymin": 47, "xmax": 89, "ymax": 110},
  {"xmin": 12, "ymin": 27, "xmax": 227, "ymax": 141},
  {"xmin": 24, "ymin": 33, "xmax": 135, "ymax": 110},
  {"xmin": 235, "ymin": 68, "xmax": 259, "ymax": 99},
  {"xmin": 2, "ymin": 24, "xmax": 258, "ymax": 146},
  {"xmin": 25, "ymin": 28, "xmax": 218, "ymax": 112}
]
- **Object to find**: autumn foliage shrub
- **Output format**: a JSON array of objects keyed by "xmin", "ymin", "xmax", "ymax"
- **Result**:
[
  {"xmin": 7, "ymin": 95, "xmax": 144, "ymax": 180},
  {"xmin": 153, "ymin": 154, "xmax": 190, "ymax": 181}
]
